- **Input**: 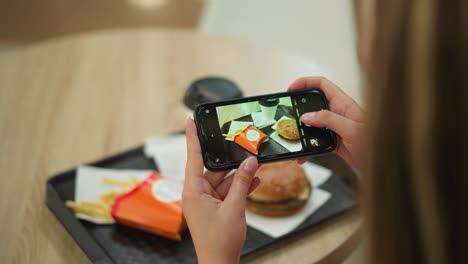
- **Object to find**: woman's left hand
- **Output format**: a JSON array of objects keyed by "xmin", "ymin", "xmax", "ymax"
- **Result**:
[{"xmin": 182, "ymin": 118, "xmax": 260, "ymax": 264}]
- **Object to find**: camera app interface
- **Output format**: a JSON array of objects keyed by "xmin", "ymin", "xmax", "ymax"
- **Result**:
[
  {"xmin": 217, "ymin": 96, "xmax": 301, "ymax": 161},
  {"xmin": 206, "ymin": 91, "xmax": 333, "ymax": 164}
]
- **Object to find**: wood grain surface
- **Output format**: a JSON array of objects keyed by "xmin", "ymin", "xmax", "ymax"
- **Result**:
[{"xmin": 0, "ymin": 29, "xmax": 360, "ymax": 264}]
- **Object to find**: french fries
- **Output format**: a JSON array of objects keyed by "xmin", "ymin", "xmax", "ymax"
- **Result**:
[
  {"xmin": 223, "ymin": 127, "xmax": 248, "ymax": 139},
  {"xmin": 65, "ymin": 176, "xmax": 141, "ymax": 221}
]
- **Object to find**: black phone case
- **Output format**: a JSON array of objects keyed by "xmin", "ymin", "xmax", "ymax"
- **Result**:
[{"xmin": 194, "ymin": 88, "xmax": 337, "ymax": 171}]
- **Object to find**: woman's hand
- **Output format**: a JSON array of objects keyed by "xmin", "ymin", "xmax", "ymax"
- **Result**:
[
  {"xmin": 289, "ymin": 77, "xmax": 364, "ymax": 167},
  {"xmin": 182, "ymin": 118, "xmax": 260, "ymax": 264}
]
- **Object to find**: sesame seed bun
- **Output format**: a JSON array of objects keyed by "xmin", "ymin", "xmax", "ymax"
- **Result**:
[{"xmin": 276, "ymin": 119, "xmax": 300, "ymax": 141}]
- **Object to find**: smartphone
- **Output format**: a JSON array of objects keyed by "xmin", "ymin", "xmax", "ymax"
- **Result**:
[{"xmin": 194, "ymin": 88, "xmax": 336, "ymax": 170}]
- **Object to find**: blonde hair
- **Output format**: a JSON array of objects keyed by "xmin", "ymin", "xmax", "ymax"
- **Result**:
[{"xmin": 364, "ymin": 1, "xmax": 468, "ymax": 263}]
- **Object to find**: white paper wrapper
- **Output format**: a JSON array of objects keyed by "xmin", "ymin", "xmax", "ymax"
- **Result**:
[
  {"xmin": 269, "ymin": 131, "xmax": 303, "ymax": 152},
  {"xmin": 251, "ymin": 111, "xmax": 276, "ymax": 128},
  {"xmin": 245, "ymin": 162, "xmax": 332, "ymax": 238},
  {"xmin": 245, "ymin": 188, "xmax": 331, "ymax": 238},
  {"xmin": 74, "ymin": 166, "xmax": 153, "ymax": 224},
  {"xmin": 144, "ymin": 134, "xmax": 187, "ymax": 181}
]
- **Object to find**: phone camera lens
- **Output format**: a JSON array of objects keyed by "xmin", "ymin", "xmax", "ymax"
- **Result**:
[
  {"xmin": 301, "ymin": 98, "xmax": 307, "ymax": 103},
  {"xmin": 205, "ymin": 109, "xmax": 210, "ymax": 114}
]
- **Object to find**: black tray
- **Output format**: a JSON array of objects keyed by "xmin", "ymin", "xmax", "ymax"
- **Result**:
[{"xmin": 46, "ymin": 145, "xmax": 357, "ymax": 264}]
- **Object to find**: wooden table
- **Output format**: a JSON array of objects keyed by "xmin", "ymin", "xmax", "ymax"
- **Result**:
[{"xmin": 0, "ymin": 29, "xmax": 361, "ymax": 264}]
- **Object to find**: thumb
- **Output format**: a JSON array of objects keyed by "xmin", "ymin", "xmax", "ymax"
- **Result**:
[
  {"xmin": 300, "ymin": 110, "xmax": 357, "ymax": 140},
  {"xmin": 224, "ymin": 157, "xmax": 258, "ymax": 207}
]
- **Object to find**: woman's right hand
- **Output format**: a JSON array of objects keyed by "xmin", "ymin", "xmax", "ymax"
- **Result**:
[{"xmin": 288, "ymin": 77, "xmax": 364, "ymax": 168}]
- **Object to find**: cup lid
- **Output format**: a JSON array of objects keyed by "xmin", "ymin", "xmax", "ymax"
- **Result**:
[
  {"xmin": 183, "ymin": 77, "xmax": 243, "ymax": 110},
  {"xmin": 259, "ymin": 98, "xmax": 280, "ymax": 107}
]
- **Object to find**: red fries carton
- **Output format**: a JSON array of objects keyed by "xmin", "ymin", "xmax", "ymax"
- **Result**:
[
  {"xmin": 233, "ymin": 125, "xmax": 269, "ymax": 154},
  {"xmin": 111, "ymin": 172, "xmax": 186, "ymax": 241}
]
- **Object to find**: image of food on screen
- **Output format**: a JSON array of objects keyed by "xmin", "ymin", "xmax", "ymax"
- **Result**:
[{"xmin": 216, "ymin": 96, "xmax": 303, "ymax": 160}]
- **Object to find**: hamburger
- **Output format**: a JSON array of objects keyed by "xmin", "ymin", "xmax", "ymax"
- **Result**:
[
  {"xmin": 276, "ymin": 119, "xmax": 300, "ymax": 141},
  {"xmin": 247, "ymin": 161, "xmax": 312, "ymax": 217}
]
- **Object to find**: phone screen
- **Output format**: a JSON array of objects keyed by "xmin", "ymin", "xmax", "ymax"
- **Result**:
[{"xmin": 195, "ymin": 89, "xmax": 336, "ymax": 170}]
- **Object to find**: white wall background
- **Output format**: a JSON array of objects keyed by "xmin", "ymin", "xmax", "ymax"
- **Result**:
[{"xmin": 198, "ymin": 0, "xmax": 362, "ymax": 102}]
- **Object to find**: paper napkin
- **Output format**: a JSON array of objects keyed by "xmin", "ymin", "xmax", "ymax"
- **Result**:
[
  {"xmin": 251, "ymin": 111, "xmax": 276, "ymax": 128},
  {"xmin": 144, "ymin": 134, "xmax": 187, "ymax": 181}
]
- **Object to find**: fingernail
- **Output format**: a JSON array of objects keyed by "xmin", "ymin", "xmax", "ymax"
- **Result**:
[
  {"xmin": 185, "ymin": 109, "xmax": 194, "ymax": 120},
  {"xmin": 244, "ymin": 157, "xmax": 258, "ymax": 174},
  {"xmin": 301, "ymin": 112, "xmax": 316, "ymax": 123}
]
